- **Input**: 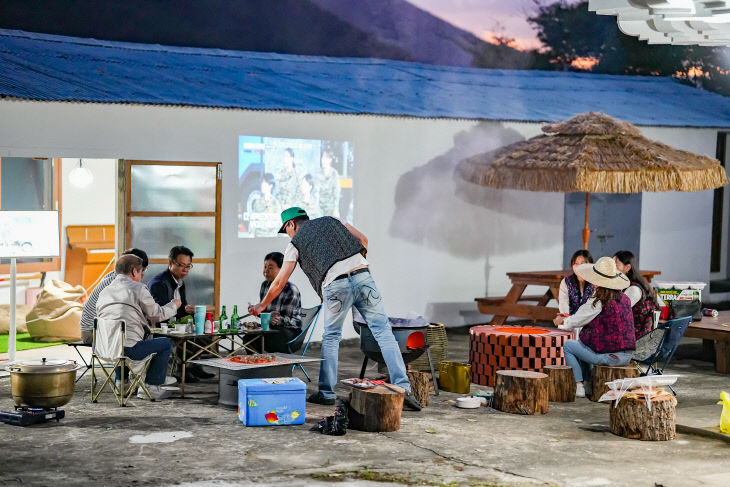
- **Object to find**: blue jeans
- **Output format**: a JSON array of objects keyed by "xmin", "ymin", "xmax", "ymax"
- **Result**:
[
  {"xmin": 319, "ymin": 272, "xmax": 411, "ymax": 398},
  {"xmin": 563, "ymin": 339, "xmax": 632, "ymax": 382},
  {"xmin": 115, "ymin": 337, "xmax": 172, "ymax": 385}
]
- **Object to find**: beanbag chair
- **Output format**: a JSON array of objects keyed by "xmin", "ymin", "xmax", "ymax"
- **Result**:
[
  {"xmin": 0, "ymin": 304, "xmax": 32, "ymax": 334},
  {"xmin": 26, "ymin": 280, "xmax": 84, "ymax": 342}
]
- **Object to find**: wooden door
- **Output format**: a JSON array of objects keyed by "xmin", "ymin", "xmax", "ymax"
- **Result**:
[{"xmin": 124, "ymin": 160, "xmax": 221, "ymax": 312}]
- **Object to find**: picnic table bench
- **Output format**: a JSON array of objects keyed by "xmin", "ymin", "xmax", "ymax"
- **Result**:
[
  {"xmin": 683, "ymin": 310, "xmax": 730, "ymax": 374},
  {"xmin": 476, "ymin": 269, "xmax": 661, "ymax": 326}
]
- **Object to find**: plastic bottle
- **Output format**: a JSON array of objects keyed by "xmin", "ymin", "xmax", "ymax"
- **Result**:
[
  {"xmin": 204, "ymin": 311, "xmax": 213, "ymax": 334},
  {"xmin": 230, "ymin": 305, "xmax": 239, "ymax": 332}
]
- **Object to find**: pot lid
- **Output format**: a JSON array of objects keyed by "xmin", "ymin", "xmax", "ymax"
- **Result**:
[{"xmin": 13, "ymin": 358, "xmax": 76, "ymax": 373}]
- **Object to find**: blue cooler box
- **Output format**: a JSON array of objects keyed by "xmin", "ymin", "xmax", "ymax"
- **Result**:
[{"xmin": 237, "ymin": 377, "xmax": 306, "ymax": 426}]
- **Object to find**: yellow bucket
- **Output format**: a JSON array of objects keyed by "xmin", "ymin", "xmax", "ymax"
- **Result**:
[{"xmin": 438, "ymin": 361, "xmax": 471, "ymax": 394}]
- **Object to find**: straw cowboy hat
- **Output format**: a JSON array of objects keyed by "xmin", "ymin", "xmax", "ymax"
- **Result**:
[{"xmin": 575, "ymin": 256, "xmax": 630, "ymax": 290}]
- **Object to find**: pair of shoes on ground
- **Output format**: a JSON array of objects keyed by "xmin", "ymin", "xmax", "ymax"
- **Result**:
[
  {"xmin": 177, "ymin": 366, "xmax": 215, "ymax": 383},
  {"xmin": 307, "ymin": 392, "xmax": 336, "ymax": 405},
  {"xmin": 137, "ymin": 384, "xmax": 176, "ymax": 400},
  {"xmin": 188, "ymin": 364, "xmax": 215, "ymax": 380},
  {"xmin": 575, "ymin": 380, "xmax": 592, "ymax": 398},
  {"xmin": 307, "ymin": 391, "xmax": 422, "ymax": 412},
  {"xmin": 116, "ymin": 376, "xmax": 177, "ymax": 396}
]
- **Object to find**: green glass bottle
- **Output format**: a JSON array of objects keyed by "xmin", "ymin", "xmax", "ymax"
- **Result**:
[
  {"xmin": 219, "ymin": 305, "xmax": 228, "ymax": 333},
  {"xmin": 230, "ymin": 305, "xmax": 239, "ymax": 332}
]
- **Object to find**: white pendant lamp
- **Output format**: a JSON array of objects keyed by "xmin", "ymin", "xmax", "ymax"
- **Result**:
[{"xmin": 69, "ymin": 158, "xmax": 94, "ymax": 188}]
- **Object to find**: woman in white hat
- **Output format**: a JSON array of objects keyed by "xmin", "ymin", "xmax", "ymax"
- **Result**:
[{"xmin": 553, "ymin": 256, "xmax": 636, "ymax": 398}]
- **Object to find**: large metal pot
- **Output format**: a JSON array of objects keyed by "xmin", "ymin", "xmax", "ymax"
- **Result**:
[{"xmin": 6, "ymin": 358, "xmax": 81, "ymax": 408}]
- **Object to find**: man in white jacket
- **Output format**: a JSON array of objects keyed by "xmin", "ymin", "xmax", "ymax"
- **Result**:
[{"xmin": 97, "ymin": 254, "xmax": 180, "ymax": 400}]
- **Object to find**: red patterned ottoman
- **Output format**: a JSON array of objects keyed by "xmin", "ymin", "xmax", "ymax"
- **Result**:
[{"xmin": 469, "ymin": 325, "xmax": 573, "ymax": 387}]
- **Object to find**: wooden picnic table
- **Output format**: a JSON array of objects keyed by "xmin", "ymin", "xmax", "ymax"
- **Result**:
[
  {"xmin": 684, "ymin": 310, "xmax": 730, "ymax": 374},
  {"xmin": 476, "ymin": 269, "xmax": 661, "ymax": 327}
]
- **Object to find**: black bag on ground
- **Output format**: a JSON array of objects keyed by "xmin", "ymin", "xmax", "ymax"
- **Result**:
[
  {"xmin": 314, "ymin": 399, "xmax": 349, "ymax": 436},
  {"xmin": 669, "ymin": 300, "xmax": 702, "ymax": 321}
]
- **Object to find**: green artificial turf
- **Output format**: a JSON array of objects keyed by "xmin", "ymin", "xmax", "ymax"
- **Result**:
[{"xmin": 0, "ymin": 333, "xmax": 64, "ymax": 353}]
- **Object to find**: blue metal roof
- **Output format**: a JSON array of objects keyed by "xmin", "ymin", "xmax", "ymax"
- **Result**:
[{"xmin": 1, "ymin": 29, "xmax": 729, "ymax": 127}]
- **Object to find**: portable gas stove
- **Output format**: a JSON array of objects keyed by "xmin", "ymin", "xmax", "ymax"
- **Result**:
[{"xmin": 0, "ymin": 406, "xmax": 65, "ymax": 426}]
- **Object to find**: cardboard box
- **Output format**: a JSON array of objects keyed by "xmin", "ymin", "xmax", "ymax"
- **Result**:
[
  {"xmin": 654, "ymin": 282, "xmax": 705, "ymax": 306},
  {"xmin": 237, "ymin": 377, "xmax": 306, "ymax": 426}
]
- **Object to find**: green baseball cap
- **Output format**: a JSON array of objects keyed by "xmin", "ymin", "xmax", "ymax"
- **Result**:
[{"xmin": 278, "ymin": 207, "xmax": 308, "ymax": 233}]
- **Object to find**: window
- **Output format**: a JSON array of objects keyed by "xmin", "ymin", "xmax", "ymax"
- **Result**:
[{"xmin": 0, "ymin": 157, "xmax": 62, "ymax": 273}]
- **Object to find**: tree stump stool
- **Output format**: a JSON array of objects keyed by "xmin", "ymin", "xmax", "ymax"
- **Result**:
[
  {"xmin": 493, "ymin": 370, "xmax": 549, "ymax": 415},
  {"xmin": 591, "ymin": 365, "xmax": 639, "ymax": 402},
  {"xmin": 348, "ymin": 384, "xmax": 404, "ymax": 432},
  {"xmin": 544, "ymin": 365, "xmax": 575, "ymax": 402},
  {"xmin": 407, "ymin": 371, "xmax": 431, "ymax": 407},
  {"xmin": 609, "ymin": 394, "xmax": 676, "ymax": 441}
]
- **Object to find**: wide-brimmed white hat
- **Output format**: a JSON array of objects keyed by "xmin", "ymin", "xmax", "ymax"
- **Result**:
[{"xmin": 575, "ymin": 256, "xmax": 630, "ymax": 290}]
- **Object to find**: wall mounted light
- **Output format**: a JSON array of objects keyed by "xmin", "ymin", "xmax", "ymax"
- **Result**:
[{"xmin": 68, "ymin": 158, "xmax": 94, "ymax": 188}]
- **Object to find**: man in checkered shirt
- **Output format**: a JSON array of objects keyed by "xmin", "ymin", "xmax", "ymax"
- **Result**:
[{"xmin": 259, "ymin": 251, "xmax": 301, "ymax": 352}]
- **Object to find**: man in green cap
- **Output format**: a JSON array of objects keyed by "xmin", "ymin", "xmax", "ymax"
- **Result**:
[{"xmin": 249, "ymin": 207, "xmax": 421, "ymax": 411}]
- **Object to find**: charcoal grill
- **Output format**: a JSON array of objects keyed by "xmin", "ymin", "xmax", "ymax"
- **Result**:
[{"xmin": 354, "ymin": 319, "xmax": 439, "ymax": 394}]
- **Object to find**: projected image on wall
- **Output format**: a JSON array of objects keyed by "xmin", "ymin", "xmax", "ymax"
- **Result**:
[{"xmin": 237, "ymin": 136, "xmax": 354, "ymax": 238}]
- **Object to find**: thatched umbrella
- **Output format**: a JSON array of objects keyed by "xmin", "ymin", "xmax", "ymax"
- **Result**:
[{"xmin": 457, "ymin": 112, "xmax": 728, "ymax": 249}]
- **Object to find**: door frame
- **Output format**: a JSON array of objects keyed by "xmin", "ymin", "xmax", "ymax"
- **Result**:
[
  {"xmin": 123, "ymin": 160, "xmax": 222, "ymax": 312},
  {"xmin": 711, "ymin": 132, "xmax": 729, "ymax": 280}
]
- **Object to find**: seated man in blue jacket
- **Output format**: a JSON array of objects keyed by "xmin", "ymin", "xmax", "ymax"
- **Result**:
[{"xmin": 148, "ymin": 245, "xmax": 214, "ymax": 381}]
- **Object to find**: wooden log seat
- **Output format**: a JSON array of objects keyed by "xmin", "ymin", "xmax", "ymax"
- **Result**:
[
  {"xmin": 544, "ymin": 365, "xmax": 576, "ymax": 402},
  {"xmin": 591, "ymin": 365, "xmax": 639, "ymax": 402},
  {"xmin": 609, "ymin": 393, "xmax": 677, "ymax": 441},
  {"xmin": 493, "ymin": 370, "xmax": 549, "ymax": 415},
  {"xmin": 348, "ymin": 384, "xmax": 404, "ymax": 432},
  {"xmin": 406, "ymin": 371, "xmax": 431, "ymax": 408},
  {"xmin": 469, "ymin": 325, "xmax": 573, "ymax": 387}
]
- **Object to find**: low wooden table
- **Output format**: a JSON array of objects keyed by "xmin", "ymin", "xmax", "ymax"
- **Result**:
[
  {"xmin": 476, "ymin": 269, "xmax": 661, "ymax": 326},
  {"xmin": 152, "ymin": 328, "xmax": 275, "ymax": 397},
  {"xmin": 683, "ymin": 310, "xmax": 730, "ymax": 374}
]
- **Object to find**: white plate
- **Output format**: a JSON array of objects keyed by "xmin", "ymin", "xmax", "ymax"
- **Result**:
[{"xmin": 455, "ymin": 396, "xmax": 481, "ymax": 409}]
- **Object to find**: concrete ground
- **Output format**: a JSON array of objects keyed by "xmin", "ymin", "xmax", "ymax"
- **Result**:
[{"xmin": 1, "ymin": 330, "xmax": 729, "ymax": 487}]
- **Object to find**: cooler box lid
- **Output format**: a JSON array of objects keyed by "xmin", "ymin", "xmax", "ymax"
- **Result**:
[{"xmin": 238, "ymin": 377, "xmax": 305, "ymax": 393}]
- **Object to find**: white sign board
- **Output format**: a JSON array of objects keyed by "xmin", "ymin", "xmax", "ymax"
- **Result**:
[{"xmin": 0, "ymin": 210, "xmax": 60, "ymax": 258}]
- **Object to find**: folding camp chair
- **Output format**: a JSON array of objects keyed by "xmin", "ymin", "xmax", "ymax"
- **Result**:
[
  {"xmin": 632, "ymin": 315, "xmax": 692, "ymax": 395},
  {"xmin": 285, "ymin": 305, "xmax": 321, "ymax": 382},
  {"xmin": 90, "ymin": 318, "xmax": 155, "ymax": 406},
  {"xmin": 67, "ymin": 341, "xmax": 92, "ymax": 382}
]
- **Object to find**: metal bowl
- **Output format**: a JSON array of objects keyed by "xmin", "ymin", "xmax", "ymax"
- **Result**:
[{"xmin": 7, "ymin": 358, "xmax": 81, "ymax": 408}]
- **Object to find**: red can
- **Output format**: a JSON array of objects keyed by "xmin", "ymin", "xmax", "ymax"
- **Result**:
[{"xmin": 660, "ymin": 306, "xmax": 671, "ymax": 321}]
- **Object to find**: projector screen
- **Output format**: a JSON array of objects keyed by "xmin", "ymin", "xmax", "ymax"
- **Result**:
[
  {"xmin": 237, "ymin": 135, "xmax": 354, "ymax": 238},
  {"xmin": 0, "ymin": 210, "xmax": 60, "ymax": 258}
]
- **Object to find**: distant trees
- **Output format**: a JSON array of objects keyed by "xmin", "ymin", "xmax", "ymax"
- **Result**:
[{"xmin": 525, "ymin": 1, "xmax": 730, "ymax": 96}]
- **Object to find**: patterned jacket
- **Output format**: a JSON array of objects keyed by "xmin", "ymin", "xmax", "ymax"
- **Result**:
[{"xmin": 579, "ymin": 292, "xmax": 636, "ymax": 354}]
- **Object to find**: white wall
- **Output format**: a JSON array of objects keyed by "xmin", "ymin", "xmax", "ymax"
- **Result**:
[{"xmin": 0, "ymin": 100, "xmax": 720, "ymax": 339}]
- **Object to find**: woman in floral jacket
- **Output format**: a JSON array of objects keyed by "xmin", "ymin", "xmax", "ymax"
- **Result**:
[{"xmin": 554, "ymin": 257, "xmax": 635, "ymax": 398}]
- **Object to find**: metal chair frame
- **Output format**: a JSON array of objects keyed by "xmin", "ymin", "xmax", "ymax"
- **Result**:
[
  {"xmin": 67, "ymin": 341, "xmax": 92, "ymax": 383},
  {"xmin": 90, "ymin": 318, "xmax": 154, "ymax": 406},
  {"xmin": 632, "ymin": 315, "xmax": 692, "ymax": 395},
  {"xmin": 285, "ymin": 305, "xmax": 322, "ymax": 382}
]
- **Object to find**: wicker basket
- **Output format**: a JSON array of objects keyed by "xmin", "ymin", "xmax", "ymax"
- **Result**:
[{"xmin": 409, "ymin": 323, "xmax": 448, "ymax": 372}]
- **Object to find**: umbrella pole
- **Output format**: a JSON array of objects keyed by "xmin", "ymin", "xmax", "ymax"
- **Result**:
[{"xmin": 582, "ymin": 193, "xmax": 591, "ymax": 250}]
